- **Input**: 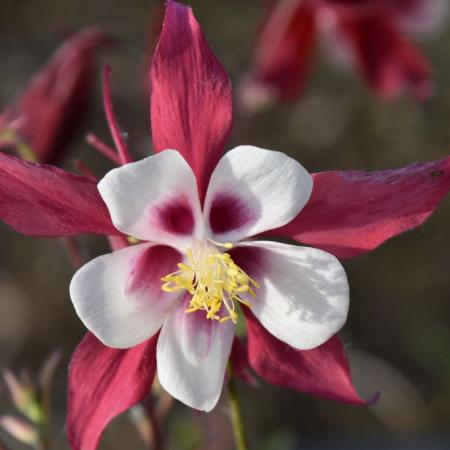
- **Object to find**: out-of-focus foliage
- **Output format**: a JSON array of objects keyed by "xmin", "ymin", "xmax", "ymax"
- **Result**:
[{"xmin": 0, "ymin": 0, "xmax": 450, "ymax": 449}]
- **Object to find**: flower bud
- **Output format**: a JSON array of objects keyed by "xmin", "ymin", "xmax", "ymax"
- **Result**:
[
  {"xmin": 0, "ymin": 415, "xmax": 38, "ymax": 445},
  {"xmin": 0, "ymin": 27, "xmax": 112, "ymax": 163}
]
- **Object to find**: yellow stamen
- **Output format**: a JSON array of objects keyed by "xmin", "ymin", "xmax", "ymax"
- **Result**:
[
  {"xmin": 160, "ymin": 241, "xmax": 259, "ymax": 324},
  {"xmin": 207, "ymin": 237, "xmax": 234, "ymax": 249},
  {"xmin": 127, "ymin": 236, "xmax": 141, "ymax": 245}
]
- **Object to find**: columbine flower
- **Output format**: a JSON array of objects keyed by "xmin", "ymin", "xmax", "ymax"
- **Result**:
[
  {"xmin": 69, "ymin": 144, "xmax": 350, "ymax": 412},
  {"xmin": 243, "ymin": 0, "xmax": 445, "ymax": 105},
  {"xmin": 0, "ymin": 27, "xmax": 109, "ymax": 163},
  {"xmin": 0, "ymin": 2, "xmax": 449, "ymax": 450}
]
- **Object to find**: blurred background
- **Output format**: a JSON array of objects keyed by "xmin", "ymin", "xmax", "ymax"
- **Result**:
[{"xmin": 1, "ymin": 0, "xmax": 450, "ymax": 449}]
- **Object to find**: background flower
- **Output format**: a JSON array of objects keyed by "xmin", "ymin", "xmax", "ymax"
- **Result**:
[
  {"xmin": 0, "ymin": 27, "xmax": 110, "ymax": 163},
  {"xmin": 242, "ymin": 0, "xmax": 447, "ymax": 104}
]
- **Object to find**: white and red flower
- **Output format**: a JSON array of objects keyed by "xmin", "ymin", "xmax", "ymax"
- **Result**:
[
  {"xmin": 0, "ymin": 2, "xmax": 449, "ymax": 450},
  {"xmin": 70, "ymin": 144, "xmax": 349, "ymax": 412}
]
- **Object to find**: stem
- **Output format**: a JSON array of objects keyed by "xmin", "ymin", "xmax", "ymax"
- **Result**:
[
  {"xmin": 86, "ymin": 133, "xmax": 121, "ymax": 165},
  {"xmin": 61, "ymin": 237, "xmax": 83, "ymax": 269},
  {"xmin": 74, "ymin": 160, "xmax": 97, "ymax": 181},
  {"xmin": 102, "ymin": 65, "xmax": 133, "ymax": 165},
  {"xmin": 129, "ymin": 404, "xmax": 153, "ymax": 448},
  {"xmin": 144, "ymin": 396, "xmax": 163, "ymax": 450},
  {"xmin": 33, "ymin": 404, "xmax": 50, "ymax": 450},
  {"xmin": 38, "ymin": 350, "xmax": 62, "ymax": 450},
  {"xmin": 35, "ymin": 432, "xmax": 49, "ymax": 450},
  {"xmin": 227, "ymin": 364, "xmax": 249, "ymax": 450},
  {"xmin": 130, "ymin": 399, "xmax": 163, "ymax": 450},
  {"xmin": 155, "ymin": 390, "xmax": 174, "ymax": 431}
]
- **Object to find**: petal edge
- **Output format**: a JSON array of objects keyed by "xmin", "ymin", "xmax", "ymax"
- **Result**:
[
  {"xmin": 0, "ymin": 153, "xmax": 117, "ymax": 237},
  {"xmin": 245, "ymin": 311, "xmax": 371, "ymax": 405},
  {"xmin": 268, "ymin": 156, "xmax": 450, "ymax": 259},
  {"xmin": 67, "ymin": 333, "xmax": 157, "ymax": 450}
]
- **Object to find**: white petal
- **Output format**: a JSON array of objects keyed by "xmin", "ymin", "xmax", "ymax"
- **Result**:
[
  {"xmin": 233, "ymin": 241, "xmax": 349, "ymax": 350},
  {"xmin": 203, "ymin": 145, "xmax": 312, "ymax": 242},
  {"xmin": 98, "ymin": 150, "xmax": 203, "ymax": 249},
  {"xmin": 70, "ymin": 243, "xmax": 183, "ymax": 348},
  {"xmin": 157, "ymin": 305, "xmax": 235, "ymax": 412}
]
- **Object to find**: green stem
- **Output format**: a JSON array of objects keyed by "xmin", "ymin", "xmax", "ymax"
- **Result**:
[
  {"xmin": 227, "ymin": 364, "xmax": 249, "ymax": 450},
  {"xmin": 36, "ymin": 410, "xmax": 50, "ymax": 450}
]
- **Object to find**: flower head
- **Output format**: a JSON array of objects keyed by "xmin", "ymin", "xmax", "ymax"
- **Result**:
[{"xmin": 69, "ymin": 144, "xmax": 350, "ymax": 411}]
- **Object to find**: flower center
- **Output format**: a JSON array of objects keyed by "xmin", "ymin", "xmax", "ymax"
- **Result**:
[{"xmin": 161, "ymin": 240, "xmax": 259, "ymax": 324}]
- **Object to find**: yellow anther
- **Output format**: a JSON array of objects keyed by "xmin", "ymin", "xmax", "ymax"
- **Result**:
[
  {"xmin": 127, "ymin": 236, "xmax": 141, "ymax": 245},
  {"xmin": 160, "ymin": 241, "xmax": 259, "ymax": 324},
  {"xmin": 207, "ymin": 237, "xmax": 234, "ymax": 249}
]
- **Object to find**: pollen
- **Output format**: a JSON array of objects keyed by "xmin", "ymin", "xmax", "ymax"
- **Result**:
[{"xmin": 161, "ymin": 241, "xmax": 259, "ymax": 324}]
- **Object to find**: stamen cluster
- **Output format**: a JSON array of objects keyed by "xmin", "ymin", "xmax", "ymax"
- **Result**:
[{"xmin": 161, "ymin": 242, "xmax": 259, "ymax": 323}]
